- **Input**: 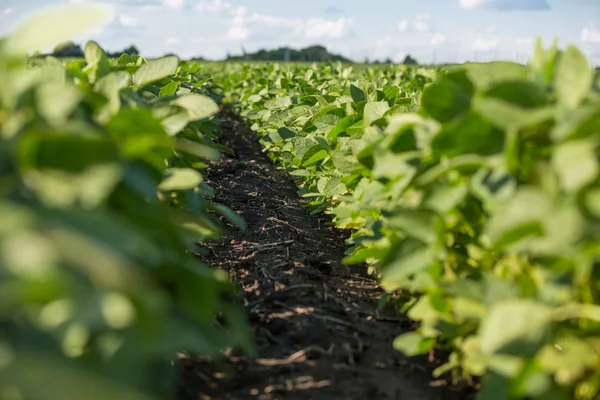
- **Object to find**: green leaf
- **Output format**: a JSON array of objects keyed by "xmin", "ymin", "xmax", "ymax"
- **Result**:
[
  {"xmin": 380, "ymin": 239, "xmax": 436, "ymax": 289},
  {"xmin": 174, "ymin": 140, "xmax": 220, "ymax": 161},
  {"xmin": 95, "ymin": 71, "xmax": 129, "ymax": 119},
  {"xmin": 363, "ymin": 101, "xmax": 390, "ymax": 124},
  {"xmin": 421, "ymin": 77, "xmax": 471, "ymax": 123},
  {"xmin": 36, "ymin": 82, "xmax": 82, "ymax": 125},
  {"xmin": 133, "ymin": 56, "xmax": 179, "ymax": 88},
  {"xmin": 386, "ymin": 209, "xmax": 444, "ymax": 245},
  {"xmin": 550, "ymin": 103, "xmax": 600, "ymax": 141},
  {"xmin": 350, "ymin": 84, "xmax": 367, "ymax": 102},
  {"xmin": 83, "ymin": 40, "xmax": 110, "ymax": 83},
  {"xmin": 473, "ymin": 97, "xmax": 554, "ymax": 131},
  {"xmin": 321, "ymin": 177, "xmax": 347, "ymax": 196},
  {"xmin": 161, "ymin": 111, "xmax": 190, "ymax": 136},
  {"xmin": 464, "ymin": 62, "xmax": 529, "ymax": 91},
  {"xmin": 19, "ymin": 134, "xmax": 118, "ymax": 173},
  {"xmin": 328, "ymin": 114, "xmax": 362, "ymax": 140},
  {"xmin": 554, "ymin": 45, "xmax": 593, "ymax": 110},
  {"xmin": 431, "ymin": 115, "xmax": 504, "ymax": 157},
  {"xmin": 551, "ymin": 139, "xmax": 599, "ymax": 193},
  {"xmin": 479, "ymin": 300, "xmax": 551, "ymax": 357},
  {"xmin": 159, "ymin": 81, "xmax": 180, "ymax": 97},
  {"xmin": 277, "ymin": 127, "xmax": 296, "ymax": 140},
  {"xmin": 302, "ymin": 148, "xmax": 329, "ymax": 167},
  {"xmin": 4, "ymin": 4, "xmax": 114, "ymax": 55},
  {"xmin": 172, "ymin": 94, "xmax": 219, "ymax": 121},
  {"xmin": 530, "ymin": 38, "xmax": 559, "ymax": 85},
  {"xmin": 393, "ymin": 332, "xmax": 435, "ymax": 357},
  {"xmin": 158, "ymin": 168, "xmax": 203, "ymax": 191},
  {"xmin": 486, "ymin": 187, "xmax": 584, "ymax": 255}
]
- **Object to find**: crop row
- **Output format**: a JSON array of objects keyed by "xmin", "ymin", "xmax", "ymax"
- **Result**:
[
  {"xmin": 207, "ymin": 42, "xmax": 600, "ymax": 399},
  {"xmin": 0, "ymin": 6, "xmax": 251, "ymax": 399}
]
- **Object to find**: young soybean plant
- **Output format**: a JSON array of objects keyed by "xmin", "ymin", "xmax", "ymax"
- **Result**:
[{"xmin": 0, "ymin": 5, "xmax": 250, "ymax": 400}]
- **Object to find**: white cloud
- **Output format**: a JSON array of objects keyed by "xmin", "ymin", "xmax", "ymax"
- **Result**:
[
  {"xmin": 226, "ymin": 26, "xmax": 249, "ymax": 40},
  {"xmin": 459, "ymin": 0, "xmax": 550, "ymax": 11},
  {"xmin": 0, "ymin": 8, "xmax": 12, "ymax": 16},
  {"xmin": 396, "ymin": 13, "xmax": 430, "ymax": 33},
  {"xmin": 301, "ymin": 17, "xmax": 353, "ymax": 39},
  {"xmin": 582, "ymin": 27, "xmax": 600, "ymax": 44},
  {"xmin": 196, "ymin": 0, "xmax": 245, "ymax": 15},
  {"xmin": 162, "ymin": 0, "xmax": 184, "ymax": 9},
  {"xmin": 473, "ymin": 37, "xmax": 499, "ymax": 51},
  {"xmin": 431, "ymin": 33, "xmax": 446, "ymax": 45},
  {"xmin": 118, "ymin": 14, "xmax": 139, "ymax": 27},
  {"xmin": 202, "ymin": 0, "xmax": 354, "ymax": 42},
  {"xmin": 165, "ymin": 36, "xmax": 179, "ymax": 44},
  {"xmin": 414, "ymin": 14, "xmax": 430, "ymax": 33}
]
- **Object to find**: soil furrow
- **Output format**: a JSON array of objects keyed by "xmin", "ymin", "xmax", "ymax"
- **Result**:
[{"xmin": 177, "ymin": 109, "xmax": 472, "ymax": 400}]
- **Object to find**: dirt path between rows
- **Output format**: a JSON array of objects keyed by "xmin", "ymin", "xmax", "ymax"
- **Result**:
[{"xmin": 177, "ymin": 109, "xmax": 474, "ymax": 400}]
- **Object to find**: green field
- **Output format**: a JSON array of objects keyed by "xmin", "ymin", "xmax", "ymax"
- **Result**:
[{"xmin": 1, "ymin": 5, "xmax": 600, "ymax": 400}]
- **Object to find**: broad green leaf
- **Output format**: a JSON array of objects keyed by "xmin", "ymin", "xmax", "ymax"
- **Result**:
[
  {"xmin": 363, "ymin": 101, "xmax": 390, "ymax": 124},
  {"xmin": 174, "ymin": 140, "xmax": 220, "ymax": 161},
  {"xmin": 172, "ymin": 94, "xmax": 219, "ymax": 121},
  {"xmin": 473, "ymin": 97, "xmax": 554, "ymax": 131},
  {"xmin": 19, "ymin": 134, "xmax": 118, "ymax": 173},
  {"xmin": 554, "ymin": 45, "xmax": 593, "ymax": 110},
  {"xmin": 464, "ymin": 62, "xmax": 529, "ymax": 91},
  {"xmin": 158, "ymin": 168, "xmax": 202, "ymax": 191},
  {"xmin": 421, "ymin": 77, "xmax": 471, "ymax": 123},
  {"xmin": 485, "ymin": 187, "xmax": 584, "ymax": 254},
  {"xmin": 386, "ymin": 209, "xmax": 444, "ymax": 245},
  {"xmin": 83, "ymin": 40, "xmax": 110, "ymax": 83},
  {"xmin": 302, "ymin": 148, "xmax": 329, "ymax": 167},
  {"xmin": 95, "ymin": 71, "xmax": 129, "ymax": 119},
  {"xmin": 277, "ymin": 127, "xmax": 296, "ymax": 140},
  {"xmin": 161, "ymin": 111, "xmax": 190, "ymax": 136},
  {"xmin": 479, "ymin": 300, "xmax": 551, "ymax": 356},
  {"xmin": 350, "ymin": 84, "xmax": 367, "ymax": 103},
  {"xmin": 36, "ymin": 82, "xmax": 82, "ymax": 125},
  {"xmin": 550, "ymin": 103, "xmax": 600, "ymax": 141},
  {"xmin": 133, "ymin": 56, "xmax": 179, "ymax": 88},
  {"xmin": 321, "ymin": 177, "xmax": 346, "ymax": 196},
  {"xmin": 4, "ymin": 4, "xmax": 114, "ymax": 55},
  {"xmin": 393, "ymin": 332, "xmax": 435, "ymax": 357},
  {"xmin": 314, "ymin": 113, "xmax": 341, "ymax": 133},
  {"xmin": 328, "ymin": 114, "xmax": 362, "ymax": 139},
  {"xmin": 551, "ymin": 139, "xmax": 599, "ymax": 192},
  {"xmin": 431, "ymin": 115, "xmax": 504, "ymax": 157},
  {"xmin": 530, "ymin": 38, "xmax": 559, "ymax": 85},
  {"xmin": 380, "ymin": 239, "xmax": 436, "ymax": 289},
  {"xmin": 159, "ymin": 81, "xmax": 180, "ymax": 97}
]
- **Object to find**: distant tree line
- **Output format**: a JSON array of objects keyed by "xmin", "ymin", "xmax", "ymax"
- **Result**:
[
  {"xmin": 32, "ymin": 41, "xmax": 420, "ymax": 65},
  {"xmin": 33, "ymin": 41, "xmax": 141, "ymax": 58},
  {"xmin": 225, "ymin": 45, "xmax": 419, "ymax": 65},
  {"xmin": 226, "ymin": 45, "xmax": 351, "ymax": 63},
  {"xmin": 366, "ymin": 54, "xmax": 418, "ymax": 65}
]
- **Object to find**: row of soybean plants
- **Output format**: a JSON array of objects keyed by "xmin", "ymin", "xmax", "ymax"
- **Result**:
[
  {"xmin": 0, "ymin": 6, "xmax": 251, "ymax": 400},
  {"xmin": 207, "ymin": 42, "xmax": 600, "ymax": 400}
]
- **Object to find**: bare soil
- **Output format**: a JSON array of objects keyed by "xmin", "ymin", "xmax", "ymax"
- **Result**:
[{"xmin": 176, "ymin": 109, "xmax": 475, "ymax": 400}]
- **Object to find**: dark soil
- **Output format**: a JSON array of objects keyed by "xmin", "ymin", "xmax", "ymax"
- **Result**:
[{"xmin": 177, "ymin": 109, "xmax": 475, "ymax": 400}]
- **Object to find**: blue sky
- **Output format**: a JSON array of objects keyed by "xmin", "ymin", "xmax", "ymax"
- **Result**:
[{"xmin": 0, "ymin": 0, "xmax": 599, "ymax": 64}]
